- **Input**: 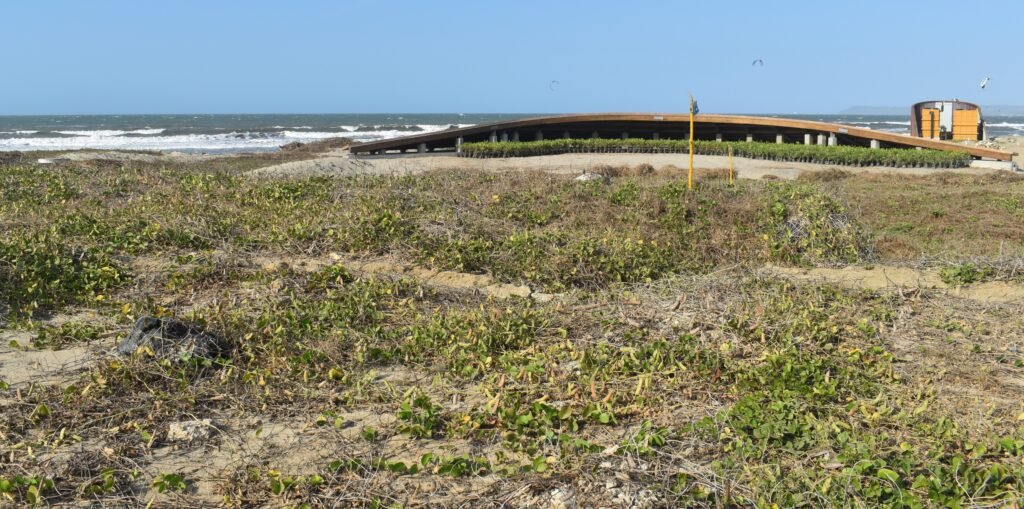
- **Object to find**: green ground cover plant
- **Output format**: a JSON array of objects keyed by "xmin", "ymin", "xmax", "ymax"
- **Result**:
[
  {"xmin": 460, "ymin": 139, "xmax": 974, "ymax": 168},
  {"xmin": 1, "ymin": 158, "xmax": 1022, "ymax": 506}
]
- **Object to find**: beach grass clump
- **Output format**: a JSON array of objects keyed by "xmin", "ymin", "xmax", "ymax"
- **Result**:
[
  {"xmin": 939, "ymin": 262, "xmax": 993, "ymax": 286},
  {"xmin": 460, "ymin": 139, "xmax": 974, "ymax": 168},
  {"xmin": 760, "ymin": 182, "xmax": 874, "ymax": 265}
]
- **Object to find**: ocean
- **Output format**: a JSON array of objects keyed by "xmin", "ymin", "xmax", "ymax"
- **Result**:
[{"xmin": 1, "ymin": 113, "xmax": 1023, "ymax": 153}]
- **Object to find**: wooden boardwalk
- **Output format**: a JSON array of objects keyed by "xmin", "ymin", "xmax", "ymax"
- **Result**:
[{"xmin": 349, "ymin": 113, "xmax": 1013, "ymax": 161}]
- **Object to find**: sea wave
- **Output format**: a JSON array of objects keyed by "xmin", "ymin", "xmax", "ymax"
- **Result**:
[
  {"xmin": 338, "ymin": 124, "xmax": 459, "ymax": 133},
  {"xmin": 1, "ymin": 132, "xmax": 291, "ymax": 152},
  {"xmin": 54, "ymin": 128, "xmax": 166, "ymax": 136},
  {"xmin": 280, "ymin": 130, "xmax": 359, "ymax": 140},
  {"xmin": 0, "ymin": 124, "xmax": 473, "ymax": 152},
  {"xmin": 846, "ymin": 121, "xmax": 910, "ymax": 126},
  {"xmin": 987, "ymin": 122, "xmax": 1024, "ymax": 129}
]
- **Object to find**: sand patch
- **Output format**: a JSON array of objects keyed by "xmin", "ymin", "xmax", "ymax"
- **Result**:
[
  {"xmin": 247, "ymin": 154, "xmax": 382, "ymax": 178},
  {"xmin": 0, "ymin": 340, "xmax": 107, "ymax": 388},
  {"xmin": 0, "ymin": 312, "xmax": 116, "ymax": 388},
  {"xmin": 764, "ymin": 264, "xmax": 1024, "ymax": 303},
  {"xmin": 247, "ymin": 151, "xmax": 1006, "ymax": 181},
  {"xmin": 254, "ymin": 253, "xmax": 538, "ymax": 301}
]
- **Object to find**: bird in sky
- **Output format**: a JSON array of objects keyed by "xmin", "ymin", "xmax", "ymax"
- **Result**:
[
  {"xmin": 980, "ymin": 77, "xmax": 990, "ymax": 89},
  {"xmin": 751, "ymin": 59, "xmax": 764, "ymax": 67},
  {"xmin": 549, "ymin": 80, "xmax": 560, "ymax": 91}
]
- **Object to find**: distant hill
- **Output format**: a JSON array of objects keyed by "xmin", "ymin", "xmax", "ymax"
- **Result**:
[{"xmin": 841, "ymin": 105, "xmax": 1024, "ymax": 116}]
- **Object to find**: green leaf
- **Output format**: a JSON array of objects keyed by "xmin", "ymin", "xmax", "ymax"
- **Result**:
[
  {"xmin": 877, "ymin": 468, "xmax": 899, "ymax": 484},
  {"xmin": 531, "ymin": 456, "xmax": 548, "ymax": 473},
  {"xmin": 26, "ymin": 485, "xmax": 39, "ymax": 504}
]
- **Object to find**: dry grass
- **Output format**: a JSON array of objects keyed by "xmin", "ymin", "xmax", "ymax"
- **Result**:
[{"xmin": 833, "ymin": 171, "xmax": 1024, "ymax": 259}]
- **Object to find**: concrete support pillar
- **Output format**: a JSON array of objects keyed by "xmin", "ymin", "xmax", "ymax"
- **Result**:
[
  {"xmin": 621, "ymin": 132, "xmax": 629, "ymax": 139},
  {"xmin": 652, "ymin": 132, "xmax": 660, "ymax": 140},
  {"xmin": 804, "ymin": 134, "xmax": 813, "ymax": 145},
  {"xmin": 535, "ymin": 131, "xmax": 544, "ymax": 141},
  {"xmin": 563, "ymin": 130, "xmax": 571, "ymax": 139},
  {"xmin": 592, "ymin": 131, "xmax": 600, "ymax": 139},
  {"xmin": 417, "ymin": 143, "xmax": 427, "ymax": 153},
  {"xmin": 490, "ymin": 130, "xmax": 497, "ymax": 143},
  {"xmin": 456, "ymin": 136, "xmax": 463, "ymax": 154},
  {"xmin": 746, "ymin": 134, "xmax": 754, "ymax": 143},
  {"xmin": 500, "ymin": 131, "xmax": 509, "ymax": 142},
  {"xmin": 817, "ymin": 134, "xmax": 826, "ymax": 145},
  {"xmin": 776, "ymin": 134, "xmax": 784, "ymax": 144},
  {"xmin": 512, "ymin": 131, "xmax": 520, "ymax": 142},
  {"xmin": 828, "ymin": 133, "xmax": 837, "ymax": 146},
  {"xmin": 715, "ymin": 133, "xmax": 723, "ymax": 142},
  {"xmin": 870, "ymin": 139, "xmax": 880, "ymax": 149}
]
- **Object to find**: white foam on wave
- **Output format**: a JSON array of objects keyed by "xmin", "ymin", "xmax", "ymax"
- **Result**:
[
  {"xmin": 987, "ymin": 122, "xmax": 1024, "ymax": 129},
  {"xmin": 0, "ymin": 124, "xmax": 477, "ymax": 152},
  {"xmin": 2, "ymin": 132, "xmax": 283, "ymax": 152},
  {"xmin": 55, "ymin": 128, "xmax": 166, "ymax": 136},
  {"xmin": 281, "ymin": 130, "xmax": 357, "ymax": 140}
]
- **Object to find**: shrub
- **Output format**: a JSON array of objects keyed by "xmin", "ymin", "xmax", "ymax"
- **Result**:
[
  {"xmin": 939, "ymin": 263, "xmax": 992, "ymax": 286},
  {"xmin": 760, "ymin": 183, "xmax": 873, "ymax": 265},
  {"xmin": 460, "ymin": 139, "xmax": 973, "ymax": 168},
  {"xmin": 0, "ymin": 231, "xmax": 129, "ymax": 318}
]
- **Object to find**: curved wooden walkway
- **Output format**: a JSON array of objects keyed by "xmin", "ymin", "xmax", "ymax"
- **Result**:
[{"xmin": 349, "ymin": 113, "xmax": 1012, "ymax": 161}]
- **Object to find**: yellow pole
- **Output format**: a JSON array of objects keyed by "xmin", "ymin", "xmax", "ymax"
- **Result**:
[
  {"xmin": 728, "ymin": 146, "xmax": 733, "ymax": 187},
  {"xmin": 688, "ymin": 93, "xmax": 695, "ymax": 190}
]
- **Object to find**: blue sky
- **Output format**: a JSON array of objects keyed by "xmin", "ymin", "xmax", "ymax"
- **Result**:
[{"xmin": 2, "ymin": 0, "xmax": 1020, "ymax": 114}]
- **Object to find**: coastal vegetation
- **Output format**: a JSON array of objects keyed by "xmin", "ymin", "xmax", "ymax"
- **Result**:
[
  {"xmin": 1, "ymin": 158, "xmax": 1023, "ymax": 507},
  {"xmin": 460, "ymin": 139, "xmax": 974, "ymax": 168}
]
